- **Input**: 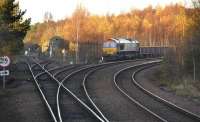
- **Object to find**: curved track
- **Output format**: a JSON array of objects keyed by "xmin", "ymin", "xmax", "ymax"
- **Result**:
[
  {"xmin": 55, "ymin": 59, "xmax": 151, "ymax": 122},
  {"xmin": 26, "ymin": 57, "xmax": 200, "ymax": 122},
  {"xmin": 83, "ymin": 59, "xmax": 162, "ymax": 122},
  {"xmin": 114, "ymin": 61, "xmax": 200, "ymax": 122},
  {"xmin": 28, "ymin": 59, "xmax": 104, "ymax": 122},
  {"xmin": 27, "ymin": 58, "xmax": 143, "ymax": 122}
]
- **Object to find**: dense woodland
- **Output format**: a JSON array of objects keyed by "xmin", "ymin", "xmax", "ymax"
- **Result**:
[
  {"xmin": 25, "ymin": 4, "xmax": 189, "ymax": 62},
  {"xmin": 25, "ymin": 0, "xmax": 200, "ymax": 89},
  {"xmin": 25, "ymin": 4, "xmax": 189, "ymax": 48}
]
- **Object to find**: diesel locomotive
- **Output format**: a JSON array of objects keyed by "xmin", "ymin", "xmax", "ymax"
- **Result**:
[{"xmin": 102, "ymin": 38, "xmax": 140, "ymax": 61}]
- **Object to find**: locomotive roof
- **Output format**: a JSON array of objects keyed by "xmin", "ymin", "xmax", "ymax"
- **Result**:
[{"xmin": 110, "ymin": 38, "xmax": 139, "ymax": 44}]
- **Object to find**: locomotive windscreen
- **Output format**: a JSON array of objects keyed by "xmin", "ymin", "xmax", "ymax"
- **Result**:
[{"xmin": 103, "ymin": 42, "xmax": 117, "ymax": 48}]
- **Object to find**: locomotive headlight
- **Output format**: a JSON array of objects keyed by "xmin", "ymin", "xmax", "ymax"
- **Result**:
[{"xmin": 62, "ymin": 49, "xmax": 66, "ymax": 54}]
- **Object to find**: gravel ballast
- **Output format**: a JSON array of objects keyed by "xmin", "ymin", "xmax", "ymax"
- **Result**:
[
  {"xmin": 0, "ymin": 81, "xmax": 52, "ymax": 122},
  {"xmin": 85, "ymin": 60, "xmax": 160, "ymax": 122},
  {"xmin": 135, "ymin": 65, "xmax": 200, "ymax": 116}
]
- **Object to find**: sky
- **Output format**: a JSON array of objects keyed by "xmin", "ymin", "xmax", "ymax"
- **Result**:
[{"xmin": 18, "ymin": 0, "xmax": 190, "ymax": 24}]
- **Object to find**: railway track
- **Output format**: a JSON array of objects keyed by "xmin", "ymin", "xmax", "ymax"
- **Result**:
[
  {"xmin": 27, "ymin": 58, "xmax": 112, "ymax": 122},
  {"xmin": 50, "ymin": 58, "xmax": 155, "ymax": 122},
  {"xmin": 114, "ymin": 61, "xmax": 200, "ymax": 122},
  {"xmin": 27, "ymin": 60, "xmax": 58, "ymax": 122},
  {"xmin": 56, "ymin": 65, "xmax": 106, "ymax": 122},
  {"xmin": 26, "ymin": 57, "xmax": 199, "ymax": 122},
  {"xmin": 56, "ymin": 58, "xmax": 159, "ymax": 122},
  {"xmin": 82, "ymin": 59, "xmax": 162, "ymax": 121},
  {"xmin": 28, "ymin": 60, "xmax": 103, "ymax": 122},
  {"xmin": 54, "ymin": 59, "xmax": 147, "ymax": 122},
  {"xmin": 27, "ymin": 57, "xmax": 154, "ymax": 122}
]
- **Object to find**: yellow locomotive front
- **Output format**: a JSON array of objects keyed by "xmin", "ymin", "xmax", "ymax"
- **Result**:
[{"xmin": 102, "ymin": 41, "xmax": 118, "ymax": 56}]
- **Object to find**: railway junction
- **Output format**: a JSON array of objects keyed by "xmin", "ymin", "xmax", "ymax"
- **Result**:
[{"xmin": 0, "ymin": 57, "xmax": 199, "ymax": 122}]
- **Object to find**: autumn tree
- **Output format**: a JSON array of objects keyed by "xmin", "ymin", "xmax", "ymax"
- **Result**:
[
  {"xmin": 184, "ymin": 0, "xmax": 200, "ymax": 80},
  {"xmin": 26, "ymin": 4, "xmax": 192, "ymax": 47},
  {"xmin": 24, "ymin": 3, "xmax": 197, "ymax": 64}
]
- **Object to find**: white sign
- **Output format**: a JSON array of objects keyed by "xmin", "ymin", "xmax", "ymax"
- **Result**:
[
  {"xmin": 0, "ymin": 70, "xmax": 9, "ymax": 76},
  {"xmin": 0, "ymin": 56, "xmax": 11, "ymax": 67}
]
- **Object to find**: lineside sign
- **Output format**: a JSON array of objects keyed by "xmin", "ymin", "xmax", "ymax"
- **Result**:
[
  {"xmin": 0, "ymin": 70, "xmax": 9, "ymax": 76},
  {"xmin": 0, "ymin": 56, "xmax": 11, "ymax": 89},
  {"xmin": 0, "ymin": 56, "xmax": 10, "ymax": 67}
]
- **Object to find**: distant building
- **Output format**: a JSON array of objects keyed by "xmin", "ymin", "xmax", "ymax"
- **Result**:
[
  {"xmin": 47, "ymin": 36, "xmax": 69, "ymax": 57},
  {"xmin": 49, "ymin": 36, "xmax": 68, "ymax": 49}
]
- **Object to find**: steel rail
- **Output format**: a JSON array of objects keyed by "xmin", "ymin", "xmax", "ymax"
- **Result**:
[
  {"xmin": 25, "ymin": 57, "xmax": 157, "ymax": 78},
  {"xmin": 37, "ymin": 65, "xmax": 74, "ymax": 78},
  {"xmin": 56, "ymin": 65, "xmax": 105, "ymax": 122},
  {"xmin": 30, "ymin": 58, "xmax": 159, "ymax": 122},
  {"xmin": 113, "ymin": 60, "xmax": 168, "ymax": 122},
  {"xmin": 26, "ymin": 62, "xmax": 58, "ymax": 122},
  {"xmin": 31, "ymin": 60, "xmax": 51, "ymax": 69},
  {"xmin": 57, "ymin": 58, "xmax": 160, "ymax": 122},
  {"xmin": 132, "ymin": 64, "xmax": 200, "ymax": 121},
  {"xmin": 35, "ymin": 66, "xmax": 60, "ymax": 78},
  {"xmin": 82, "ymin": 67, "xmax": 110, "ymax": 122},
  {"xmin": 31, "ymin": 57, "xmax": 75, "ymax": 78},
  {"xmin": 53, "ymin": 65, "xmax": 85, "ymax": 77},
  {"xmin": 33, "ymin": 60, "xmax": 105, "ymax": 122},
  {"xmin": 28, "ymin": 58, "xmax": 75, "ymax": 122},
  {"xmin": 29, "ymin": 59, "xmax": 97, "ymax": 122},
  {"xmin": 56, "ymin": 59, "xmax": 148, "ymax": 122}
]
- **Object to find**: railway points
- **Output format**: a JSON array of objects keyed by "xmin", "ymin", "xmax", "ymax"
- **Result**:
[{"xmin": 2, "ymin": 57, "xmax": 199, "ymax": 122}]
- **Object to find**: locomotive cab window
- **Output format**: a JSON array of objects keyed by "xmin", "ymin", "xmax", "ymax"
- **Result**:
[{"xmin": 119, "ymin": 44, "xmax": 125, "ymax": 50}]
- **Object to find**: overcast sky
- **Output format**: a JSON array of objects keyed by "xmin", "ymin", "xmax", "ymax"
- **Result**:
[{"xmin": 18, "ymin": 0, "xmax": 190, "ymax": 24}]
